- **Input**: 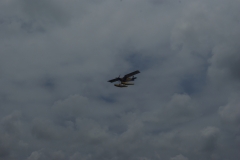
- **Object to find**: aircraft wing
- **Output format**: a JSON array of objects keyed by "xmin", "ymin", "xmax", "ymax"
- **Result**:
[
  {"xmin": 123, "ymin": 70, "xmax": 140, "ymax": 78},
  {"xmin": 108, "ymin": 77, "xmax": 120, "ymax": 83}
]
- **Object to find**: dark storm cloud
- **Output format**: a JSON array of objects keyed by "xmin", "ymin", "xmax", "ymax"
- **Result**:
[{"xmin": 0, "ymin": 0, "xmax": 240, "ymax": 159}]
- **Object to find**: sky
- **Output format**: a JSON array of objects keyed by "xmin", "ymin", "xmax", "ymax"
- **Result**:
[{"xmin": 0, "ymin": 0, "xmax": 240, "ymax": 159}]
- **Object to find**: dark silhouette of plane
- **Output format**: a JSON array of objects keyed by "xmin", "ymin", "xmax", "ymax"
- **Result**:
[{"xmin": 108, "ymin": 70, "xmax": 140, "ymax": 87}]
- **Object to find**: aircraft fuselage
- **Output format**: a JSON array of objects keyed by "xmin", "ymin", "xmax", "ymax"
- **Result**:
[{"xmin": 121, "ymin": 77, "xmax": 137, "ymax": 82}]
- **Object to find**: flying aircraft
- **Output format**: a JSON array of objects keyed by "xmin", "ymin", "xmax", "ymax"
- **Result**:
[{"xmin": 108, "ymin": 70, "xmax": 140, "ymax": 87}]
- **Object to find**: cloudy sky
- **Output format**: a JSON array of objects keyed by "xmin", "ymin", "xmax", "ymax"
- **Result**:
[{"xmin": 1, "ymin": 0, "xmax": 240, "ymax": 159}]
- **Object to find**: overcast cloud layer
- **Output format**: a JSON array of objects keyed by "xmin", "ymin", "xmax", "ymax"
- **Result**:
[{"xmin": 1, "ymin": 0, "xmax": 240, "ymax": 159}]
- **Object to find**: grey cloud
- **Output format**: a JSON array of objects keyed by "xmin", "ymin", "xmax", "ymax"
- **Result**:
[
  {"xmin": 27, "ymin": 150, "xmax": 66, "ymax": 160},
  {"xmin": 1, "ymin": 111, "xmax": 22, "ymax": 134},
  {"xmin": 51, "ymin": 150, "xmax": 65, "ymax": 160},
  {"xmin": 27, "ymin": 151, "xmax": 45, "ymax": 160},
  {"xmin": 219, "ymin": 99, "xmax": 240, "ymax": 127},
  {"xmin": 170, "ymin": 154, "xmax": 188, "ymax": 160},
  {"xmin": 31, "ymin": 118, "xmax": 63, "ymax": 141},
  {"xmin": 1, "ymin": 0, "xmax": 240, "ymax": 159},
  {"xmin": 208, "ymin": 44, "xmax": 240, "ymax": 84},
  {"xmin": 0, "ymin": 111, "xmax": 26, "ymax": 159},
  {"xmin": 201, "ymin": 126, "xmax": 220, "ymax": 152},
  {"xmin": 0, "ymin": 0, "xmax": 70, "ymax": 36}
]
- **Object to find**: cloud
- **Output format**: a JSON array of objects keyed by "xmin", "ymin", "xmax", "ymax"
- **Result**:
[
  {"xmin": 170, "ymin": 154, "xmax": 188, "ymax": 160},
  {"xmin": 219, "ymin": 99, "xmax": 240, "ymax": 127},
  {"xmin": 0, "ymin": 0, "xmax": 240, "ymax": 159},
  {"xmin": 201, "ymin": 126, "xmax": 220, "ymax": 152},
  {"xmin": 27, "ymin": 151, "xmax": 44, "ymax": 160}
]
